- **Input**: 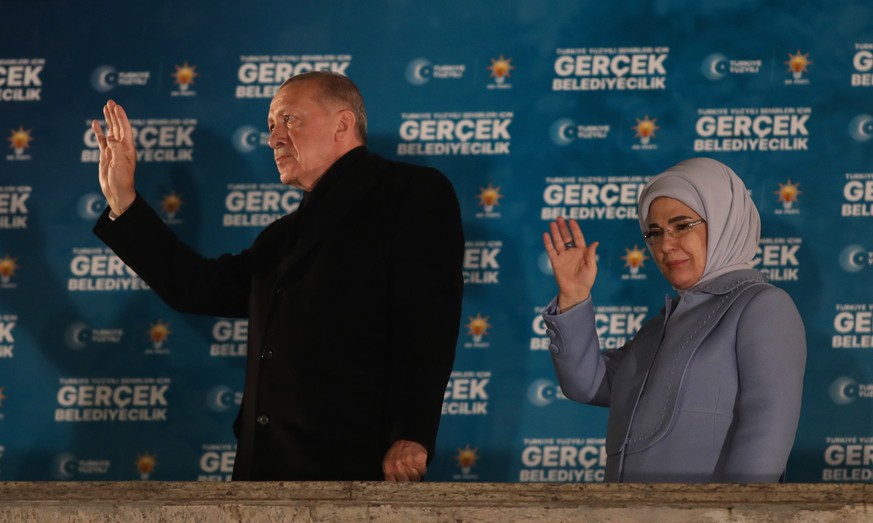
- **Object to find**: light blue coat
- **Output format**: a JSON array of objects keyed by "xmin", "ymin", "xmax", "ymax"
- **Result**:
[{"xmin": 543, "ymin": 270, "xmax": 806, "ymax": 482}]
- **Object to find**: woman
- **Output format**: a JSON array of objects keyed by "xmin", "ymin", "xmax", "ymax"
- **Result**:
[{"xmin": 541, "ymin": 158, "xmax": 806, "ymax": 482}]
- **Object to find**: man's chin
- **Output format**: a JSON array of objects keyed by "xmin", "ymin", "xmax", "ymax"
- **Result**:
[{"xmin": 278, "ymin": 171, "xmax": 299, "ymax": 187}]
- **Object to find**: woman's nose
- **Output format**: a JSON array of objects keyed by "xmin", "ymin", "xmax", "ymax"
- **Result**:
[{"xmin": 659, "ymin": 234, "xmax": 678, "ymax": 252}]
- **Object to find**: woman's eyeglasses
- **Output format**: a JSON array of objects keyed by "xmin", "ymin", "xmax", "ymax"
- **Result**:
[{"xmin": 642, "ymin": 219, "xmax": 706, "ymax": 245}]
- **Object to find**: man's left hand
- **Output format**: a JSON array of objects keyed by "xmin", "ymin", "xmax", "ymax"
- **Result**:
[{"xmin": 382, "ymin": 440, "xmax": 427, "ymax": 481}]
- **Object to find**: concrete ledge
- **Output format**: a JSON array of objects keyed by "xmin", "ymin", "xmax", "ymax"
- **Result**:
[{"xmin": 0, "ymin": 481, "xmax": 869, "ymax": 522}]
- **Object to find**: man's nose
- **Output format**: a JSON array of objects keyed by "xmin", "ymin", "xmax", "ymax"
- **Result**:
[{"xmin": 268, "ymin": 127, "xmax": 287, "ymax": 149}]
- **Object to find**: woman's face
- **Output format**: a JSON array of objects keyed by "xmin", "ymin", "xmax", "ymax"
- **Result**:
[{"xmin": 646, "ymin": 197, "xmax": 708, "ymax": 290}]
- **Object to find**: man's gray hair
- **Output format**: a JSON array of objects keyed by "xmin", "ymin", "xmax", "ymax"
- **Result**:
[{"xmin": 279, "ymin": 71, "xmax": 367, "ymax": 144}]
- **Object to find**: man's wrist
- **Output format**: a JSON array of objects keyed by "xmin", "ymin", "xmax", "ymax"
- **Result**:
[{"xmin": 107, "ymin": 197, "xmax": 134, "ymax": 221}]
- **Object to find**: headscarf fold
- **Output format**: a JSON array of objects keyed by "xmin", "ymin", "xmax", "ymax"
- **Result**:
[{"xmin": 637, "ymin": 157, "xmax": 760, "ymax": 289}]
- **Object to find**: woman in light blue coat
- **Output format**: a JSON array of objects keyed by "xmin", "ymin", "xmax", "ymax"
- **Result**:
[{"xmin": 542, "ymin": 158, "xmax": 806, "ymax": 482}]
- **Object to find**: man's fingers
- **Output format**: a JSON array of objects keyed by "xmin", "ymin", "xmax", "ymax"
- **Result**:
[
  {"xmin": 111, "ymin": 101, "xmax": 123, "ymax": 140},
  {"xmin": 384, "ymin": 466, "xmax": 410, "ymax": 482},
  {"xmin": 116, "ymin": 103, "xmax": 133, "ymax": 144},
  {"xmin": 91, "ymin": 120, "xmax": 107, "ymax": 151},
  {"xmin": 103, "ymin": 102, "xmax": 116, "ymax": 137}
]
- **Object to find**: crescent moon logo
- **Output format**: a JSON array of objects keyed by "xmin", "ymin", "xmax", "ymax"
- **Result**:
[
  {"xmin": 849, "ymin": 114, "xmax": 873, "ymax": 142},
  {"xmin": 839, "ymin": 244, "xmax": 868, "ymax": 273},
  {"xmin": 701, "ymin": 54, "xmax": 728, "ymax": 81},
  {"xmin": 830, "ymin": 377, "xmax": 858, "ymax": 406},
  {"xmin": 64, "ymin": 322, "xmax": 92, "ymax": 350},
  {"xmin": 405, "ymin": 58, "xmax": 433, "ymax": 86},
  {"xmin": 90, "ymin": 65, "xmax": 118, "ymax": 93},
  {"xmin": 527, "ymin": 379, "xmax": 556, "ymax": 407},
  {"xmin": 52, "ymin": 453, "xmax": 78, "ymax": 480},
  {"xmin": 206, "ymin": 385, "xmax": 235, "ymax": 412},
  {"xmin": 232, "ymin": 126, "xmax": 259, "ymax": 153},
  {"xmin": 77, "ymin": 193, "xmax": 107, "ymax": 220},
  {"xmin": 550, "ymin": 118, "xmax": 576, "ymax": 146}
]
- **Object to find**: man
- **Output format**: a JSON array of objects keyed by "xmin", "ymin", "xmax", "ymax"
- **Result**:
[{"xmin": 91, "ymin": 72, "xmax": 464, "ymax": 481}]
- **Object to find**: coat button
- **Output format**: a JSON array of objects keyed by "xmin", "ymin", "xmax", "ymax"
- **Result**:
[
  {"xmin": 261, "ymin": 348, "xmax": 273, "ymax": 360},
  {"xmin": 546, "ymin": 329, "xmax": 556, "ymax": 338},
  {"xmin": 549, "ymin": 343, "xmax": 559, "ymax": 354},
  {"xmin": 683, "ymin": 294, "xmax": 693, "ymax": 303},
  {"xmin": 275, "ymin": 287, "xmax": 286, "ymax": 298},
  {"xmin": 256, "ymin": 415, "xmax": 270, "ymax": 426}
]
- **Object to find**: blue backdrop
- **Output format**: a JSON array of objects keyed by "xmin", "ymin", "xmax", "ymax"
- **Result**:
[{"xmin": 1, "ymin": 0, "xmax": 873, "ymax": 482}]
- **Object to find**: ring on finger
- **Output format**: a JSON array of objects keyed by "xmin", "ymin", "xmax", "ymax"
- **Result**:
[{"xmin": 564, "ymin": 241, "xmax": 576, "ymax": 249}]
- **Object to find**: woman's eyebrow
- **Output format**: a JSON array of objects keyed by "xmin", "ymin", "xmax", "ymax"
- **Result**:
[
  {"xmin": 666, "ymin": 215, "xmax": 694, "ymax": 224},
  {"xmin": 647, "ymin": 215, "xmax": 694, "ymax": 228}
]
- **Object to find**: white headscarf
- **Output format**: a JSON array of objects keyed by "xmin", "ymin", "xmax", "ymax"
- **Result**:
[{"xmin": 637, "ymin": 157, "xmax": 760, "ymax": 288}]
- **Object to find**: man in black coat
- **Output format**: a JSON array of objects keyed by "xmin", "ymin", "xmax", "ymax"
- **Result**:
[{"xmin": 91, "ymin": 72, "xmax": 464, "ymax": 481}]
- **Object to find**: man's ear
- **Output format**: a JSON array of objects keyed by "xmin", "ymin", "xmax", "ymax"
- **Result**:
[{"xmin": 335, "ymin": 109, "xmax": 356, "ymax": 142}]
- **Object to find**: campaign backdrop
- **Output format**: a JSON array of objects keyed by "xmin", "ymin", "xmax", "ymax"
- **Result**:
[{"xmin": 1, "ymin": 0, "xmax": 872, "ymax": 483}]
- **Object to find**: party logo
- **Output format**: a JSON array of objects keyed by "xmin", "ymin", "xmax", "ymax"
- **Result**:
[
  {"xmin": 170, "ymin": 62, "xmax": 198, "ymax": 96},
  {"xmin": 5, "ymin": 126, "xmax": 32, "ymax": 160},
  {"xmin": 475, "ymin": 183, "xmax": 503, "ymax": 218},
  {"xmin": 784, "ymin": 50, "xmax": 811, "ymax": 85},
  {"xmin": 464, "ymin": 313, "xmax": 491, "ymax": 349},
  {"xmin": 452, "ymin": 444, "xmax": 480, "ymax": 480},
  {"xmin": 486, "ymin": 55, "xmax": 513, "ymax": 89}
]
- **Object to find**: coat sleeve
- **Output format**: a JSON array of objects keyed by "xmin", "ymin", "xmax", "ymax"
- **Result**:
[
  {"xmin": 384, "ymin": 169, "xmax": 464, "ymax": 461},
  {"xmin": 93, "ymin": 193, "xmax": 252, "ymax": 318},
  {"xmin": 716, "ymin": 286, "xmax": 806, "ymax": 482},
  {"xmin": 543, "ymin": 297, "xmax": 623, "ymax": 407}
]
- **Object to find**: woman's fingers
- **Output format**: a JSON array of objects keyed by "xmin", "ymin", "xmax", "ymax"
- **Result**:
[
  {"xmin": 555, "ymin": 216, "xmax": 573, "ymax": 245},
  {"xmin": 549, "ymin": 220, "xmax": 566, "ymax": 253},
  {"xmin": 569, "ymin": 218, "xmax": 587, "ymax": 250},
  {"xmin": 543, "ymin": 232, "xmax": 556, "ymax": 256}
]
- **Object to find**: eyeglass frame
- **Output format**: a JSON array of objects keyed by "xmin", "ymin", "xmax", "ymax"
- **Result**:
[{"xmin": 642, "ymin": 218, "xmax": 706, "ymax": 245}]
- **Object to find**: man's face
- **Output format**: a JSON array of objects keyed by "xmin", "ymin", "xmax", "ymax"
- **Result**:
[{"xmin": 267, "ymin": 81, "xmax": 342, "ymax": 190}]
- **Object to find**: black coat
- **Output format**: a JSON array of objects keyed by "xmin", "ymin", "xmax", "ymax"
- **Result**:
[{"xmin": 94, "ymin": 147, "xmax": 464, "ymax": 480}]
